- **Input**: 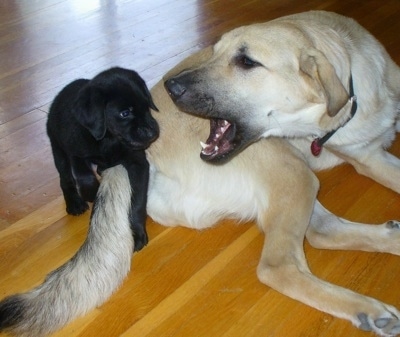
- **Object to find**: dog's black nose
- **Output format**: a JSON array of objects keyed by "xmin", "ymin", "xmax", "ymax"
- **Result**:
[{"xmin": 164, "ymin": 78, "xmax": 186, "ymax": 100}]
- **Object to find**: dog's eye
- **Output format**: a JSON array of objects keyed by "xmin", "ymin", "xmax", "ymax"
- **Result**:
[
  {"xmin": 119, "ymin": 110, "xmax": 130, "ymax": 118},
  {"xmin": 237, "ymin": 55, "xmax": 260, "ymax": 69},
  {"xmin": 119, "ymin": 107, "xmax": 133, "ymax": 118}
]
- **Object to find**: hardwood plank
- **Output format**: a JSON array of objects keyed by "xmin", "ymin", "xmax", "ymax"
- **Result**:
[{"xmin": 0, "ymin": 1, "xmax": 400, "ymax": 336}]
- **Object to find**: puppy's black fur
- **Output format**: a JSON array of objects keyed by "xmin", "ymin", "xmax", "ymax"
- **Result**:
[{"xmin": 47, "ymin": 67, "xmax": 159, "ymax": 251}]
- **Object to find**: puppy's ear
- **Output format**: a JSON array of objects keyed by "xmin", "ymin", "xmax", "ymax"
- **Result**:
[
  {"xmin": 141, "ymin": 82, "xmax": 159, "ymax": 112},
  {"xmin": 300, "ymin": 48, "xmax": 348, "ymax": 117},
  {"xmin": 124, "ymin": 70, "xmax": 159, "ymax": 112},
  {"xmin": 73, "ymin": 85, "xmax": 107, "ymax": 140}
]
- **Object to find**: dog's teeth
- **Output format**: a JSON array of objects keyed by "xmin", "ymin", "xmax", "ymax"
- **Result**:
[
  {"xmin": 200, "ymin": 141, "xmax": 207, "ymax": 149},
  {"xmin": 215, "ymin": 146, "xmax": 219, "ymax": 151}
]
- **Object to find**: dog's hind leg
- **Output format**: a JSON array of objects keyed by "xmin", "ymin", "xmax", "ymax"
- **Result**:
[
  {"xmin": 335, "ymin": 147, "xmax": 400, "ymax": 194},
  {"xmin": 256, "ymin": 163, "xmax": 400, "ymax": 336},
  {"xmin": 307, "ymin": 201, "xmax": 400, "ymax": 255},
  {"xmin": 71, "ymin": 157, "xmax": 100, "ymax": 202},
  {"xmin": 0, "ymin": 165, "xmax": 134, "ymax": 337},
  {"xmin": 49, "ymin": 143, "xmax": 89, "ymax": 215}
]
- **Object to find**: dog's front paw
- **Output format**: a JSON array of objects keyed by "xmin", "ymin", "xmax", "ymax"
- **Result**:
[
  {"xmin": 66, "ymin": 198, "xmax": 89, "ymax": 216},
  {"xmin": 133, "ymin": 230, "xmax": 148, "ymax": 252},
  {"xmin": 386, "ymin": 220, "xmax": 400, "ymax": 229},
  {"xmin": 357, "ymin": 308, "xmax": 400, "ymax": 336}
]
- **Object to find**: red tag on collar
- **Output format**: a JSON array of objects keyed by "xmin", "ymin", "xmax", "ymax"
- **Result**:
[{"xmin": 311, "ymin": 139, "xmax": 322, "ymax": 156}]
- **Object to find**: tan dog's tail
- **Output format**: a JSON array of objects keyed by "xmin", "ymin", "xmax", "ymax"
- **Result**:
[{"xmin": 0, "ymin": 165, "xmax": 134, "ymax": 337}]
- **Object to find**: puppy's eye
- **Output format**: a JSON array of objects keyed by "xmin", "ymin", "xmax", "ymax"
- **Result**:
[
  {"xmin": 119, "ymin": 107, "xmax": 134, "ymax": 118},
  {"xmin": 237, "ymin": 55, "xmax": 260, "ymax": 69},
  {"xmin": 119, "ymin": 110, "xmax": 130, "ymax": 118}
]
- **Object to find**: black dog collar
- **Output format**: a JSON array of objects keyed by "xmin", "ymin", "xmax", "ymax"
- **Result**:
[{"xmin": 311, "ymin": 74, "xmax": 358, "ymax": 156}]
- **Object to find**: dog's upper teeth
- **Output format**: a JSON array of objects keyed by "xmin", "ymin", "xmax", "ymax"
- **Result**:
[
  {"xmin": 215, "ymin": 146, "xmax": 219, "ymax": 151},
  {"xmin": 200, "ymin": 141, "xmax": 207, "ymax": 149}
]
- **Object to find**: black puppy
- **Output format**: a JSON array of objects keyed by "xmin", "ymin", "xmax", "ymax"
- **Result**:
[{"xmin": 47, "ymin": 67, "xmax": 159, "ymax": 251}]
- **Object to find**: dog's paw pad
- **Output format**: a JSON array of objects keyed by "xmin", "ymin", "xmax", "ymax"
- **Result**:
[
  {"xmin": 357, "ymin": 311, "xmax": 400, "ymax": 336},
  {"xmin": 375, "ymin": 317, "xmax": 392, "ymax": 328},
  {"xmin": 386, "ymin": 220, "xmax": 400, "ymax": 229},
  {"xmin": 391, "ymin": 324, "xmax": 400, "ymax": 334},
  {"xmin": 357, "ymin": 313, "xmax": 372, "ymax": 331}
]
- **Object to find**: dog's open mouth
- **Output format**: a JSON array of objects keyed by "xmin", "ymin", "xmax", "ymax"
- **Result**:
[{"xmin": 200, "ymin": 118, "xmax": 237, "ymax": 161}]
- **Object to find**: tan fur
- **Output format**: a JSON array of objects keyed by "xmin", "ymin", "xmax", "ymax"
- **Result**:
[
  {"xmin": 299, "ymin": 47, "xmax": 349, "ymax": 116},
  {"xmin": 165, "ymin": 11, "xmax": 400, "ymax": 193},
  {"xmin": 151, "ymin": 12, "xmax": 400, "ymax": 336}
]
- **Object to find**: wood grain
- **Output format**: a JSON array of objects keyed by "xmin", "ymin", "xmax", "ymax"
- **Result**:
[{"xmin": 0, "ymin": 0, "xmax": 400, "ymax": 336}]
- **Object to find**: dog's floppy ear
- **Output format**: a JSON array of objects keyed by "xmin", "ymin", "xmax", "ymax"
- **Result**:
[
  {"xmin": 73, "ymin": 85, "xmax": 107, "ymax": 140},
  {"xmin": 300, "ymin": 48, "xmax": 348, "ymax": 117},
  {"xmin": 140, "ymin": 81, "xmax": 159, "ymax": 112},
  {"xmin": 123, "ymin": 69, "xmax": 159, "ymax": 112}
]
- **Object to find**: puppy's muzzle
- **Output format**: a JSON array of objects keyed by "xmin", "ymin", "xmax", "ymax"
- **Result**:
[{"xmin": 164, "ymin": 78, "xmax": 186, "ymax": 101}]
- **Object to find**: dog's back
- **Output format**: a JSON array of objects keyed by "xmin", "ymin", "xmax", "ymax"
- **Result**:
[
  {"xmin": 47, "ymin": 79, "xmax": 90, "ymax": 145},
  {"xmin": 49, "ymin": 79, "xmax": 88, "ymax": 119},
  {"xmin": 47, "ymin": 78, "xmax": 105, "ymax": 159}
]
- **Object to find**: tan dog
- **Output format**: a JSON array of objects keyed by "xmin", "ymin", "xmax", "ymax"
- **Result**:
[
  {"xmin": 161, "ymin": 10, "xmax": 400, "ymax": 336},
  {"xmin": 165, "ymin": 11, "xmax": 400, "ymax": 193},
  {"xmin": 1, "ymin": 11, "xmax": 400, "ymax": 337}
]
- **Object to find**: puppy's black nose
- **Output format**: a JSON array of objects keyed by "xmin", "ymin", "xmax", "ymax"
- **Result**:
[{"xmin": 164, "ymin": 78, "xmax": 186, "ymax": 100}]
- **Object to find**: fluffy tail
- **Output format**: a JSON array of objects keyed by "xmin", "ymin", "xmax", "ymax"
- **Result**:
[{"xmin": 0, "ymin": 165, "xmax": 134, "ymax": 337}]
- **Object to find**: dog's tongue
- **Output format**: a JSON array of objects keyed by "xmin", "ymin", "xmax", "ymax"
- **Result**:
[{"xmin": 200, "ymin": 119, "xmax": 232, "ymax": 159}]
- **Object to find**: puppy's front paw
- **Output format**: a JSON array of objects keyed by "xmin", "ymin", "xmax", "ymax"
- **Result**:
[
  {"xmin": 133, "ymin": 230, "xmax": 148, "ymax": 252},
  {"xmin": 66, "ymin": 198, "xmax": 89, "ymax": 216}
]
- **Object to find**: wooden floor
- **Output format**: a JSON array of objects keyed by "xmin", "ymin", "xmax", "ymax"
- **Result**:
[{"xmin": 1, "ymin": 0, "xmax": 400, "ymax": 336}]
